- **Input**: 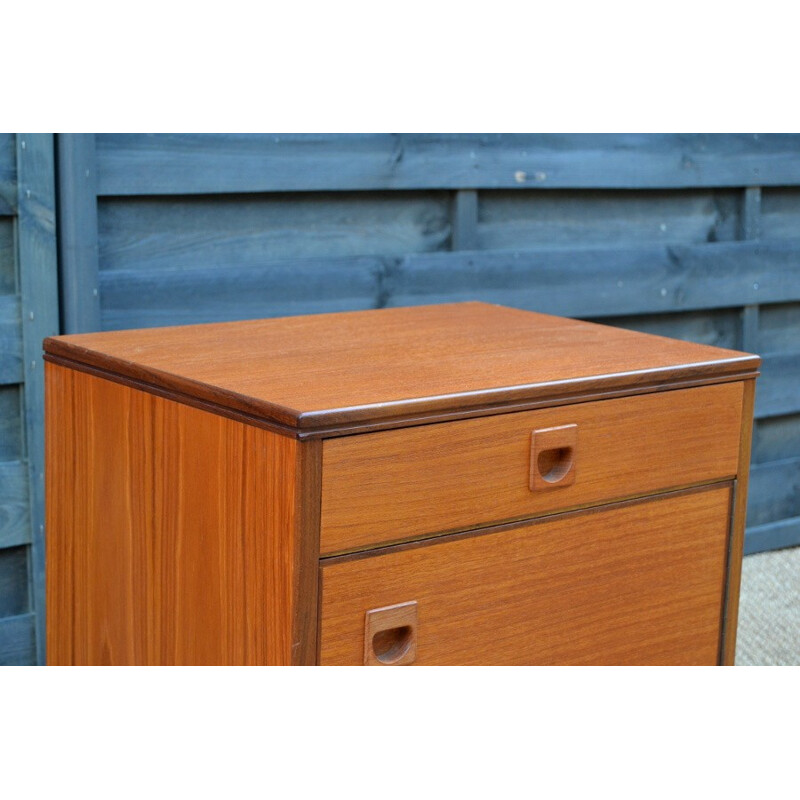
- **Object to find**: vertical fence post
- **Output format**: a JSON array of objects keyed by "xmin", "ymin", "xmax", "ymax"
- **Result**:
[
  {"xmin": 740, "ymin": 187, "xmax": 761, "ymax": 354},
  {"xmin": 17, "ymin": 133, "xmax": 60, "ymax": 663},
  {"xmin": 57, "ymin": 133, "xmax": 101, "ymax": 333},
  {"xmin": 451, "ymin": 189, "xmax": 478, "ymax": 251}
]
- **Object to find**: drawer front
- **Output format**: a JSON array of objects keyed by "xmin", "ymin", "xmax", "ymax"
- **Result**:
[
  {"xmin": 320, "ymin": 382, "xmax": 743, "ymax": 554},
  {"xmin": 319, "ymin": 485, "xmax": 732, "ymax": 666}
]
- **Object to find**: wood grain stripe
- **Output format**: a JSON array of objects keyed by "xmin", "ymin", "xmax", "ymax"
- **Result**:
[{"xmin": 46, "ymin": 363, "xmax": 318, "ymax": 665}]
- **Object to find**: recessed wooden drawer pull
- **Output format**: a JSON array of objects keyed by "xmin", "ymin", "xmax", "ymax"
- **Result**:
[
  {"xmin": 530, "ymin": 424, "xmax": 577, "ymax": 490},
  {"xmin": 364, "ymin": 601, "xmax": 418, "ymax": 666}
]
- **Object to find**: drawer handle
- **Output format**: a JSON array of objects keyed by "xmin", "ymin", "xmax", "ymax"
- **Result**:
[
  {"xmin": 364, "ymin": 601, "xmax": 418, "ymax": 666},
  {"xmin": 530, "ymin": 424, "xmax": 577, "ymax": 490}
]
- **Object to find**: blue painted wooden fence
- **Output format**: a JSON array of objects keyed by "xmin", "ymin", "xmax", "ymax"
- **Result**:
[
  {"xmin": 3, "ymin": 133, "xmax": 800, "ymax": 665},
  {"xmin": 0, "ymin": 134, "xmax": 59, "ymax": 665}
]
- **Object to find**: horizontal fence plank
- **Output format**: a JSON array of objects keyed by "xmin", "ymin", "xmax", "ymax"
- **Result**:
[
  {"xmin": 100, "ymin": 238, "xmax": 800, "ymax": 331},
  {"xmin": 591, "ymin": 309, "xmax": 740, "ymax": 351},
  {"xmin": 745, "ymin": 517, "xmax": 800, "ymax": 555},
  {"xmin": 98, "ymin": 192, "xmax": 451, "ymax": 271},
  {"xmin": 761, "ymin": 187, "xmax": 800, "ymax": 239},
  {"xmin": 96, "ymin": 133, "xmax": 800, "ymax": 195},
  {"xmin": 386, "ymin": 239, "xmax": 800, "ymax": 316},
  {"xmin": 0, "ymin": 386, "xmax": 23, "ymax": 461},
  {"xmin": 0, "ymin": 132, "xmax": 14, "ymax": 214},
  {"xmin": 0, "ymin": 219, "xmax": 15, "ymax": 293},
  {"xmin": 0, "ymin": 461, "xmax": 30, "ymax": 549},
  {"xmin": 747, "ymin": 457, "xmax": 800, "ymax": 527},
  {"xmin": 0, "ymin": 294, "xmax": 23, "ymax": 385},
  {"xmin": 0, "ymin": 546, "xmax": 29, "ymax": 618},
  {"xmin": 101, "ymin": 256, "xmax": 385, "ymax": 330},
  {"xmin": 759, "ymin": 302, "xmax": 800, "ymax": 353},
  {"xmin": 0, "ymin": 613, "xmax": 35, "ymax": 666},
  {"xmin": 754, "ymin": 353, "xmax": 800, "ymax": 419},
  {"xmin": 753, "ymin": 414, "xmax": 800, "ymax": 464},
  {"xmin": 0, "ymin": 133, "xmax": 14, "ymax": 176},
  {"xmin": 478, "ymin": 189, "xmax": 740, "ymax": 251}
]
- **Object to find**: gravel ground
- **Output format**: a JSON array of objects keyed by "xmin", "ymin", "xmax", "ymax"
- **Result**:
[{"xmin": 735, "ymin": 546, "xmax": 800, "ymax": 666}]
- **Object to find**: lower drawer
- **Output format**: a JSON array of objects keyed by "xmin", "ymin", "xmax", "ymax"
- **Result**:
[{"xmin": 318, "ymin": 484, "xmax": 733, "ymax": 665}]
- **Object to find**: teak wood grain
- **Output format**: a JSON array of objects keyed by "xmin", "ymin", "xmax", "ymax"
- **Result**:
[
  {"xmin": 319, "ymin": 485, "xmax": 733, "ymax": 666},
  {"xmin": 45, "ymin": 362, "xmax": 319, "ymax": 665},
  {"xmin": 320, "ymin": 382, "xmax": 744, "ymax": 554},
  {"xmin": 43, "ymin": 302, "xmax": 759, "ymax": 667},
  {"xmin": 43, "ymin": 302, "xmax": 760, "ymax": 435}
]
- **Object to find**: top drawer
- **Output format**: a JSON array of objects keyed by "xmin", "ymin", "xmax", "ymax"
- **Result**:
[{"xmin": 319, "ymin": 382, "xmax": 744, "ymax": 555}]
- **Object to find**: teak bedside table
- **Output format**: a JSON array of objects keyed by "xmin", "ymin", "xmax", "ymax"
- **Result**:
[{"xmin": 44, "ymin": 302, "xmax": 760, "ymax": 666}]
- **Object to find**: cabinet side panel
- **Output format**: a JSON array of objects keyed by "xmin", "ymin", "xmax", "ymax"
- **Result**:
[
  {"xmin": 722, "ymin": 378, "xmax": 756, "ymax": 665},
  {"xmin": 45, "ymin": 363, "xmax": 314, "ymax": 665},
  {"xmin": 46, "ymin": 362, "xmax": 153, "ymax": 664},
  {"xmin": 151, "ymin": 402, "xmax": 301, "ymax": 665}
]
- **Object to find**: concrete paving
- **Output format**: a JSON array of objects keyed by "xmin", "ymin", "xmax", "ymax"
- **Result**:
[{"xmin": 735, "ymin": 546, "xmax": 800, "ymax": 666}]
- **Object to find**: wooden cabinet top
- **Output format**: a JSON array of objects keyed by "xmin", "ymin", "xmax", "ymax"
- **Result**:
[{"xmin": 44, "ymin": 302, "xmax": 760, "ymax": 437}]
